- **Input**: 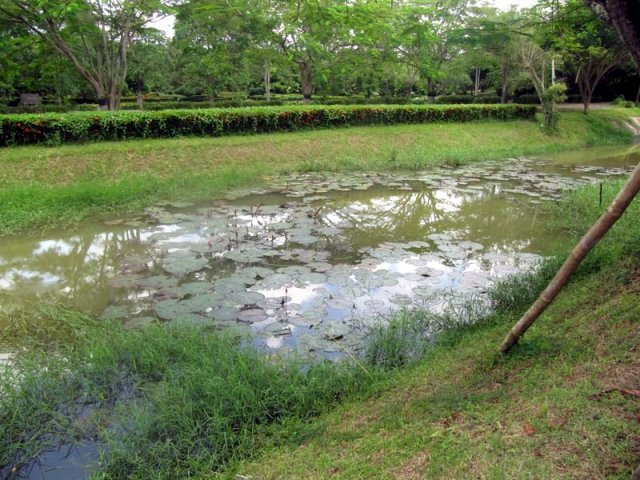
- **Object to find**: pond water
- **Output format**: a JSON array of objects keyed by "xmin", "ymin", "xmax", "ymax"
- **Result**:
[{"xmin": 0, "ymin": 145, "xmax": 637, "ymax": 359}]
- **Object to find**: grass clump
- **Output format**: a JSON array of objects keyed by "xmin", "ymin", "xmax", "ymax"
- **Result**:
[{"xmin": 0, "ymin": 310, "xmax": 380, "ymax": 479}]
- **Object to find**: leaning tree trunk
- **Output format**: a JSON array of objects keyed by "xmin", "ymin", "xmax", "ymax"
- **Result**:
[
  {"xmin": 581, "ymin": 1, "xmax": 640, "ymax": 477},
  {"xmin": 499, "ymin": 161, "xmax": 640, "ymax": 353}
]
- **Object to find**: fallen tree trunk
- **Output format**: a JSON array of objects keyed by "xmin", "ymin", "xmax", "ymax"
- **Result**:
[{"xmin": 499, "ymin": 160, "xmax": 640, "ymax": 353}]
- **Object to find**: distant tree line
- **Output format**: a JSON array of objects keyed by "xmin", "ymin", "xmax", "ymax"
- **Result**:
[{"xmin": 0, "ymin": 0, "xmax": 638, "ymax": 113}]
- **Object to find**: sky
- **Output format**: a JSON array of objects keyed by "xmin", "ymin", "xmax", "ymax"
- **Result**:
[
  {"xmin": 150, "ymin": 0, "xmax": 538, "ymax": 38},
  {"xmin": 490, "ymin": 0, "xmax": 538, "ymax": 11}
]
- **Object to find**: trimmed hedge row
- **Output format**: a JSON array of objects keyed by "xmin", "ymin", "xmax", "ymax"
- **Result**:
[{"xmin": 0, "ymin": 104, "xmax": 537, "ymax": 147}]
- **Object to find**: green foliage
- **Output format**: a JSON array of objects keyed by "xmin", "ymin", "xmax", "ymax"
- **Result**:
[
  {"xmin": 435, "ymin": 94, "xmax": 475, "ymax": 104},
  {"xmin": 364, "ymin": 310, "xmax": 437, "ymax": 369},
  {"xmin": 0, "ymin": 104, "xmax": 536, "ymax": 146},
  {"xmin": 541, "ymin": 82, "xmax": 568, "ymax": 132},
  {"xmin": 514, "ymin": 93, "xmax": 541, "ymax": 104},
  {"xmin": 611, "ymin": 96, "xmax": 636, "ymax": 108},
  {"xmin": 435, "ymin": 94, "xmax": 502, "ymax": 104},
  {"xmin": 0, "ymin": 313, "xmax": 378, "ymax": 478}
]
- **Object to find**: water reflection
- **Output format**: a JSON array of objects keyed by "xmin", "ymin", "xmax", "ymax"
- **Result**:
[
  {"xmin": 0, "ymin": 227, "xmax": 149, "ymax": 311},
  {"xmin": 0, "ymin": 153, "xmax": 635, "ymax": 355}
]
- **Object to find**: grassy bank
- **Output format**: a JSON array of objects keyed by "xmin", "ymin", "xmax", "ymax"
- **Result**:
[
  {"xmin": 230, "ymin": 181, "xmax": 640, "ymax": 479},
  {"xmin": 0, "ymin": 108, "xmax": 636, "ymax": 235},
  {"xmin": 1, "ymin": 179, "xmax": 638, "ymax": 479}
]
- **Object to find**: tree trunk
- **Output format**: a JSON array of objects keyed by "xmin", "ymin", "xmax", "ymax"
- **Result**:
[
  {"xmin": 474, "ymin": 67, "xmax": 480, "ymax": 96},
  {"xmin": 298, "ymin": 61, "xmax": 313, "ymax": 102},
  {"xmin": 501, "ymin": 62, "xmax": 509, "ymax": 104},
  {"xmin": 136, "ymin": 74, "xmax": 144, "ymax": 110},
  {"xmin": 551, "ymin": 57, "xmax": 556, "ymax": 85},
  {"xmin": 499, "ymin": 160, "xmax": 640, "ymax": 353},
  {"xmin": 589, "ymin": 0, "xmax": 640, "ymax": 68},
  {"xmin": 264, "ymin": 61, "xmax": 271, "ymax": 102},
  {"xmin": 577, "ymin": 77, "xmax": 593, "ymax": 114},
  {"xmin": 427, "ymin": 77, "xmax": 436, "ymax": 104}
]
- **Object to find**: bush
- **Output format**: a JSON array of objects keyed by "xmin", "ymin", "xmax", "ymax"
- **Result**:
[
  {"xmin": 472, "ymin": 94, "xmax": 502, "ymax": 104},
  {"xmin": 434, "ymin": 94, "xmax": 475, "ymax": 104},
  {"xmin": 0, "ymin": 104, "xmax": 537, "ymax": 147},
  {"xmin": 514, "ymin": 94, "xmax": 541, "ymax": 105},
  {"xmin": 119, "ymin": 99, "xmax": 288, "ymax": 111},
  {"xmin": 611, "ymin": 96, "xmax": 635, "ymax": 108},
  {"xmin": 0, "ymin": 104, "xmax": 76, "ymax": 114}
]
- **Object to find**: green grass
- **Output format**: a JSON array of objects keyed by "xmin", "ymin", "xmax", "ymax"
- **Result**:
[
  {"xmin": 1, "ymin": 179, "xmax": 638, "ymax": 478},
  {"xmin": 229, "ymin": 180, "xmax": 640, "ymax": 480},
  {"xmin": 0, "ymin": 108, "xmax": 636, "ymax": 235}
]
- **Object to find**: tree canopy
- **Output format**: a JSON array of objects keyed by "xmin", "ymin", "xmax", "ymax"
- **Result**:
[{"xmin": 0, "ymin": 0, "xmax": 637, "ymax": 109}]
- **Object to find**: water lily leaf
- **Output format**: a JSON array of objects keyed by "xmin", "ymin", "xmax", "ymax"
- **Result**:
[
  {"xmin": 179, "ymin": 293, "xmax": 226, "ymax": 312},
  {"xmin": 318, "ymin": 322, "xmax": 351, "ymax": 341},
  {"xmin": 303, "ymin": 272, "xmax": 327, "ymax": 284},
  {"xmin": 153, "ymin": 299, "xmax": 190, "ymax": 320},
  {"xmin": 124, "ymin": 316, "xmax": 156, "ymax": 329},
  {"xmin": 163, "ymin": 254, "xmax": 208, "ymax": 276},
  {"xmin": 101, "ymin": 305, "xmax": 131, "ymax": 321},
  {"xmin": 237, "ymin": 309, "xmax": 268, "ymax": 324},
  {"xmin": 227, "ymin": 290, "xmax": 266, "ymax": 305},
  {"xmin": 288, "ymin": 313, "xmax": 319, "ymax": 327},
  {"xmin": 141, "ymin": 275, "xmax": 180, "ymax": 291},
  {"xmin": 176, "ymin": 282, "xmax": 213, "ymax": 297},
  {"xmin": 327, "ymin": 298, "xmax": 354, "ymax": 310}
]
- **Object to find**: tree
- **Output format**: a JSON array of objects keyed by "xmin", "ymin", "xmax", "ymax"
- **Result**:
[
  {"xmin": 466, "ymin": 8, "xmax": 521, "ymax": 103},
  {"xmin": 0, "ymin": 0, "xmax": 173, "ymax": 110},
  {"xmin": 547, "ymin": 0, "xmax": 627, "ymax": 113},
  {"xmin": 499, "ymin": 0, "xmax": 640, "ymax": 366},
  {"xmin": 127, "ymin": 29, "xmax": 173, "ymax": 108},
  {"xmin": 516, "ymin": 37, "xmax": 566, "ymax": 130}
]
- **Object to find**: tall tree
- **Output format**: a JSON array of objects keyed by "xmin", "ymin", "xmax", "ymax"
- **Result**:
[
  {"xmin": 466, "ymin": 8, "xmax": 521, "ymax": 103},
  {"xmin": 548, "ymin": 0, "xmax": 627, "ymax": 112},
  {"xmin": 0, "ymin": 0, "xmax": 173, "ymax": 110}
]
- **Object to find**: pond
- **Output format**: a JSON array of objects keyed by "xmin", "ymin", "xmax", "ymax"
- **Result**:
[{"xmin": 0, "ymin": 144, "xmax": 637, "ymax": 359}]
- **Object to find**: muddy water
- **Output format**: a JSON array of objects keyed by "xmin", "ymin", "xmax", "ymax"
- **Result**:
[{"xmin": 0, "ymin": 146, "xmax": 637, "ymax": 357}]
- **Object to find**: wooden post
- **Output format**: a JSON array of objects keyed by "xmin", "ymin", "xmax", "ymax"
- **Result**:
[{"xmin": 499, "ymin": 160, "xmax": 640, "ymax": 354}]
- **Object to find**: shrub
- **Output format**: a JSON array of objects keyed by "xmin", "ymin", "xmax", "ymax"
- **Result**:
[
  {"xmin": 514, "ymin": 94, "xmax": 541, "ymax": 105},
  {"xmin": 0, "ymin": 104, "xmax": 537, "ymax": 147},
  {"xmin": 472, "ymin": 93, "xmax": 502, "ymax": 104},
  {"xmin": 434, "ymin": 94, "xmax": 475, "ymax": 104},
  {"xmin": 611, "ymin": 96, "xmax": 635, "ymax": 108}
]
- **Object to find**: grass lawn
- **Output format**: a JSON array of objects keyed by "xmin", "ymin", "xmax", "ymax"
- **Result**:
[{"xmin": 0, "ymin": 108, "xmax": 637, "ymax": 235}]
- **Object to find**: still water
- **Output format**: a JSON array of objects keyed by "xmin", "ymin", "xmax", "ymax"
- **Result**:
[{"xmin": 0, "ymin": 145, "xmax": 637, "ymax": 357}]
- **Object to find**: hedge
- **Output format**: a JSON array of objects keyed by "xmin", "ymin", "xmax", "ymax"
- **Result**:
[
  {"xmin": 0, "ymin": 104, "xmax": 537, "ymax": 147},
  {"xmin": 435, "ymin": 94, "xmax": 503, "ymax": 104}
]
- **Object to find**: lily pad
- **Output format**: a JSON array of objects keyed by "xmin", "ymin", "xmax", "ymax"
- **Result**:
[
  {"xmin": 327, "ymin": 298, "xmax": 354, "ymax": 310},
  {"xmin": 237, "ymin": 309, "xmax": 268, "ymax": 324},
  {"xmin": 163, "ymin": 254, "xmax": 208, "ymax": 276}
]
